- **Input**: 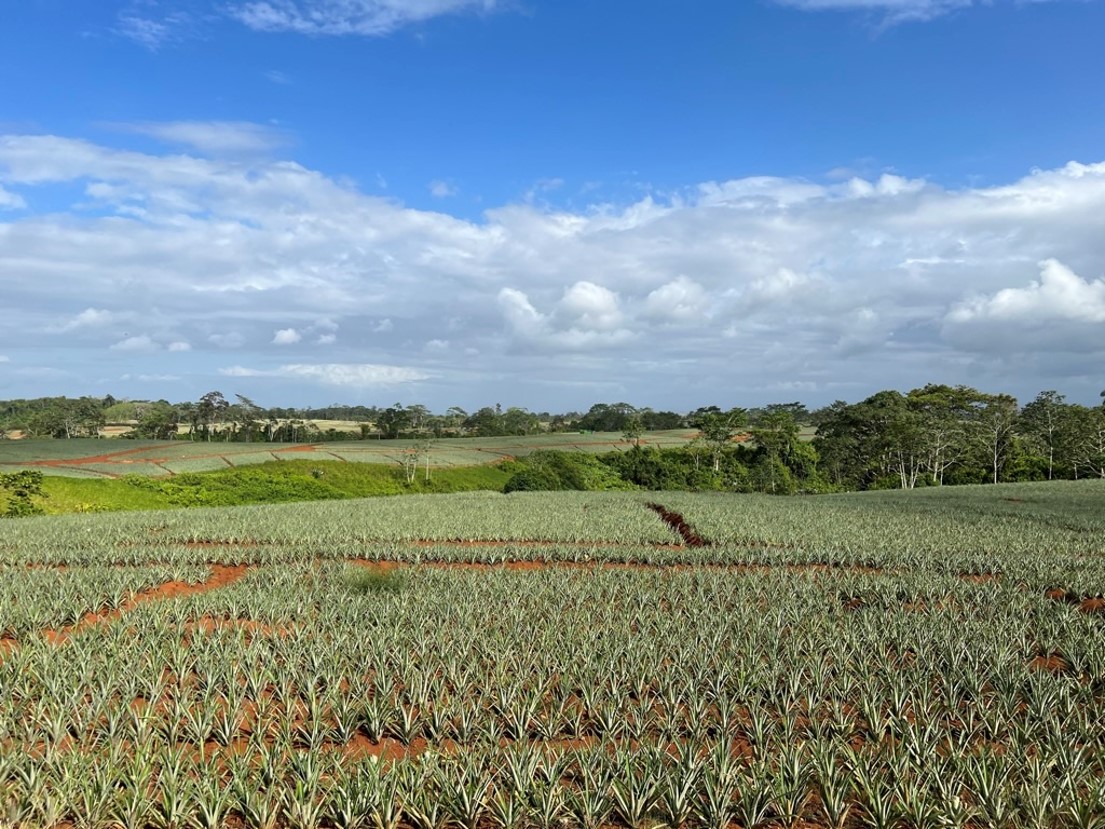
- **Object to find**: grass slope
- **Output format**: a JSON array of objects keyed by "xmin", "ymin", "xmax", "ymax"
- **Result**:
[{"xmin": 36, "ymin": 460, "xmax": 513, "ymax": 513}]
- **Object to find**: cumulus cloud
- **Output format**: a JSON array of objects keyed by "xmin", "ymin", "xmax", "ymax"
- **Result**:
[
  {"xmin": 221, "ymin": 363, "xmax": 429, "ymax": 386},
  {"xmin": 168, "ymin": 341, "xmax": 192, "ymax": 352},
  {"xmin": 228, "ymin": 0, "xmax": 502, "ymax": 36},
  {"xmin": 948, "ymin": 259, "xmax": 1105, "ymax": 325},
  {"xmin": 942, "ymin": 260, "xmax": 1105, "ymax": 354},
  {"xmin": 498, "ymin": 284, "xmax": 636, "ymax": 351},
  {"xmin": 643, "ymin": 276, "xmax": 709, "ymax": 323},
  {"xmin": 3, "ymin": 132, "xmax": 1105, "ymax": 405},
  {"xmin": 272, "ymin": 327, "xmax": 302, "ymax": 345},
  {"xmin": 110, "ymin": 335, "xmax": 159, "ymax": 352}
]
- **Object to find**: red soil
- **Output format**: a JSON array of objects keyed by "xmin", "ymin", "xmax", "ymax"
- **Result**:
[
  {"xmin": 647, "ymin": 503, "xmax": 710, "ymax": 547},
  {"xmin": 42, "ymin": 564, "xmax": 251, "ymax": 644},
  {"xmin": 1046, "ymin": 588, "xmax": 1105, "ymax": 614}
]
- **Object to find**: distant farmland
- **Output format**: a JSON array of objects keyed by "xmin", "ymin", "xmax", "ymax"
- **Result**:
[{"xmin": 0, "ymin": 430, "xmax": 699, "ymax": 479}]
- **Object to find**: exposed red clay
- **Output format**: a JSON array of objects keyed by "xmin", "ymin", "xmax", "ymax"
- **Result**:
[
  {"xmin": 1046, "ymin": 588, "xmax": 1105, "ymax": 614},
  {"xmin": 349, "ymin": 559, "xmax": 890, "ymax": 576},
  {"xmin": 42, "ymin": 564, "xmax": 251, "ymax": 644},
  {"xmin": 647, "ymin": 503, "xmax": 709, "ymax": 547}
]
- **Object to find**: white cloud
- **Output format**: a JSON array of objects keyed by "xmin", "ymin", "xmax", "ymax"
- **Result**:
[
  {"xmin": 316, "ymin": 333, "xmax": 337, "ymax": 345},
  {"xmin": 221, "ymin": 363, "xmax": 429, "ymax": 386},
  {"xmin": 557, "ymin": 282, "xmax": 624, "ymax": 331},
  {"xmin": 948, "ymin": 259, "xmax": 1105, "ymax": 325},
  {"xmin": 4, "ymin": 131, "xmax": 1105, "ymax": 405},
  {"xmin": 272, "ymin": 327, "xmax": 302, "ymax": 345},
  {"xmin": 114, "ymin": 9, "xmax": 193, "ymax": 50},
  {"xmin": 110, "ymin": 335, "xmax": 159, "ymax": 352},
  {"xmin": 115, "ymin": 121, "xmax": 291, "ymax": 156},
  {"xmin": 771, "ymin": 0, "xmax": 1060, "ymax": 24},
  {"xmin": 425, "ymin": 338, "xmax": 449, "ymax": 351},
  {"xmin": 228, "ymin": 0, "xmax": 502, "ymax": 36},
  {"xmin": 942, "ymin": 260, "xmax": 1105, "ymax": 355},
  {"xmin": 168, "ymin": 341, "xmax": 192, "ymax": 352},
  {"xmin": 50, "ymin": 308, "xmax": 120, "ymax": 333},
  {"xmin": 0, "ymin": 355, "xmax": 9, "ymax": 363},
  {"xmin": 265, "ymin": 69, "xmax": 292, "ymax": 84},
  {"xmin": 498, "ymin": 285, "xmax": 636, "ymax": 351},
  {"xmin": 643, "ymin": 276, "xmax": 709, "ymax": 323},
  {"xmin": 0, "ymin": 185, "xmax": 25, "ymax": 210},
  {"xmin": 429, "ymin": 180, "xmax": 459, "ymax": 199}
]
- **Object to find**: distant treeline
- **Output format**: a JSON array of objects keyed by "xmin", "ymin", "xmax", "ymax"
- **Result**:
[{"xmin": 2, "ymin": 385, "xmax": 1104, "ymax": 490}]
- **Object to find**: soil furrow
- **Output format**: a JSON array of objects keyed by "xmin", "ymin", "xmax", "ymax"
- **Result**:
[
  {"xmin": 647, "ymin": 502, "xmax": 710, "ymax": 547},
  {"xmin": 42, "ymin": 564, "xmax": 252, "ymax": 644}
]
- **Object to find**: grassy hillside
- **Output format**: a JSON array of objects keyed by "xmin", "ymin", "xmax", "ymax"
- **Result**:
[{"xmin": 32, "ymin": 459, "xmax": 513, "ymax": 514}]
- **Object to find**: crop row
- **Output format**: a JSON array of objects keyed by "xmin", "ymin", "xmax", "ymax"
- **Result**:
[{"xmin": 2, "ymin": 564, "xmax": 1104, "ymax": 826}]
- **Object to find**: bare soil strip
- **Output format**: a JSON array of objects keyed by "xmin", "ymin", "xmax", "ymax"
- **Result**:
[
  {"xmin": 1046, "ymin": 588, "xmax": 1105, "ymax": 615},
  {"xmin": 42, "ymin": 564, "xmax": 252, "ymax": 644},
  {"xmin": 349, "ymin": 559, "xmax": 889, "ymax": 576},
  {"xmin": 647, "ymin": 503, "xmax": 710, "ymax": 547}
]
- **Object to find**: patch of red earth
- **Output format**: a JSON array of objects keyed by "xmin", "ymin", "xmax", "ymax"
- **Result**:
[
  {"xmin": 410, "ymin": 538, "xmax": 685, "ymax": 550},
  {"xmin": 42, "ymin": 565, "xmax": 251, "ymax": 644},
  {"xmin": 647, "ymin": 503, "xmax": 710, "ymax": 547},
  {"xmin": 20, "ymin": 442, "xmax": 177, "ymax": 468},
  {"xmin": 1030, "ymin": 653, "xmax": 1071, "ymax": 674},
  {"xmin": 273, "ymin": 444, "xmax": 323, "ymax": 453},
  {"xmin": 350, "ymin": 559, "xmax": 889, "ymax": 577},
  {"xmin": 960, "ymin": 573, "xmax": 1000, "ymax": 584},
  {"xmin": 1046, "ymin": 588, "xmax": 1105, "ymax": 614}
]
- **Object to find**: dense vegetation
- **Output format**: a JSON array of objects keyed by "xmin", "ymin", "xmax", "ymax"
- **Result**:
[{"xmin": 2, "ymin": 484, "xmax": 1104, "ymax": 828}]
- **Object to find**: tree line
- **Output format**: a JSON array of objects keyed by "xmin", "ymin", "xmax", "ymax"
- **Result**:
[{"xmin": 2, "ymin": 385, "xmax": 1103, "ymax": 490}]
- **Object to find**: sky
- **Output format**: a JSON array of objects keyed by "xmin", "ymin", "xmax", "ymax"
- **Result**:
[{"xmin": 1, "ymin": 0, "xmax": 1104, "ymax": 412}]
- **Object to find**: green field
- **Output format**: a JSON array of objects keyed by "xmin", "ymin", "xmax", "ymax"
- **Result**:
[
  {"xmin": 2, "ymin": 481, "xmax": 1105, "ymax": 827},
  {"xmin": 0, "ymin": 430, "xmax": 698, "ymax": 479}
]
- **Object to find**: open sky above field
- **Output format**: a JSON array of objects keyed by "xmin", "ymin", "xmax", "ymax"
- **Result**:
[{"xmin": 1, "ymin": 0, "xmax": 1104, "ymax": 409}]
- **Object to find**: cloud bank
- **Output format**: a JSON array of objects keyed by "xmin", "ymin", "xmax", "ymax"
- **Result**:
[{"xmin": 1, "ymin": 132, "xmax": 1103, "ymax": 407}]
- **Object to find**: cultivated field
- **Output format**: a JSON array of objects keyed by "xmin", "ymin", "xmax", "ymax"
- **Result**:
[
  {"xmin": 0, "ymin": 431, "xmax": 698, "ymax": 479},
  {"xmin": 2, "ymin": 482, "xmax": 1104, "ymax": 827}
]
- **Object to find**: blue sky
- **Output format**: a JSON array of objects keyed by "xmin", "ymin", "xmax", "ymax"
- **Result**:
[{"xmin": 1, "ymin": 0, "xmax": 1104, "ymax": 410}]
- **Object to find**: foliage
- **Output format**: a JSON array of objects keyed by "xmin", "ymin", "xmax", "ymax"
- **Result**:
[
  {"xmin": 1, "ymin": 482, "xmax": 1105, "ymax": 829},
  {"xmin": 503, "ymin": 450, "xmax": 636, "ymax": 493},
  {"xmin": 0, "ymin": 469, "xmax": 47, "ymax": 516}
]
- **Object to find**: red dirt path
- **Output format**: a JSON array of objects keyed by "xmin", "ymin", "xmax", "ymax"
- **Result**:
[{"xmin": 43, "ymin": 564, "xmax": 251, "ymax": 644}]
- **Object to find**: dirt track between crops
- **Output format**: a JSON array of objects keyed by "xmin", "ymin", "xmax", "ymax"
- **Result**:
[{"xmin": 41, "ymin": 564, "xmax": 252, "ymax": 644}]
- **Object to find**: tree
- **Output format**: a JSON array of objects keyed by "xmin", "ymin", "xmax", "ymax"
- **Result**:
[
  {"xmin": 973, "ymin": 393, "xmax": 1019, "ymax": 484},
  {"xmin": 192, "ymin": 391, "xmax": 229, "ymax": 441},
  {"xmin": 907, "ymin": 384, "xmax": 980, "ymax": 485},
  {"xmin": 1019, "ymin": 390, "xmax": 1068, "ymax": 480},
  {"xmin": 691, "ymin": 408, "xmax": 747, "ymax": 473},
  {"xmin": 1, "ymin": 470, "xmax": 46, "ymax": 517},
  {"xmin": 622, "ymin": 416, "xmax": 644, "ymax": 447},
  {"xmin": 376, "ymin": 404, "xmax": 413, "ymax": 439},
  {"xmin": 132, "ymin": 402, "xmax": 180, "ymax": 440},
  {"xmin": 1069, "ymin": 405, "xmax": 1105, "ymax": 478}
]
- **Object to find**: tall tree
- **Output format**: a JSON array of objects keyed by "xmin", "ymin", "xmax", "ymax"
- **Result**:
[
  {"xmin": 973, "ymin": 393, "xmax": 1019, "ymax": 484},
  {"xmin": 1019, "ymin": 390, "xmax": 1069, "ymax": 480}
]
